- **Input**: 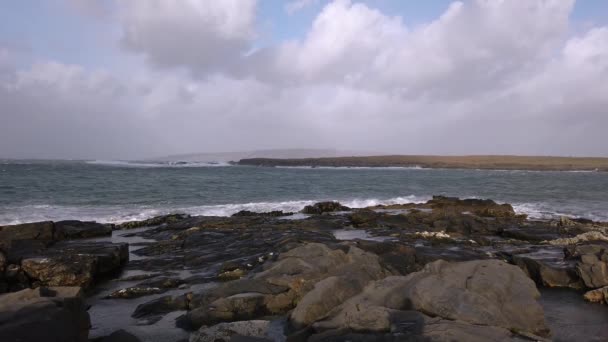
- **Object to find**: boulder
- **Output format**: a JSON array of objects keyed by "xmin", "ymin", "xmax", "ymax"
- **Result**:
[
  {"xmin": 97, "ymin": 329, "xmax": 142, "ymax": 342},
  {"xmin": 20, "ymin": 242, "xmax": 128, "ymax": 288},
  {"xmin": 54, "ymin": 220, "xmax": 113, "ymax": 239},
  {"xmin": 427, "ymin": 196, "xmax": 518, "ymax": 218},
  {"xmin": 0, "ymin": 221, "xmax": 55, "ymax": 244},
  {"xmin": 189, "ymin": 320, "xmax": 273, "ymax": 342},
  {"xmin": 117, "ymin": 213, "xmax": 191, "ymax": 230},
  {"xmin": 183, "ymin": 243, "xmax": 386, "ymax": 329},
  {"xmin": 583, "ymin": 286, "xmax": 608, "ymax": 304},
  {"xmin": 313, "ymin": 259, "xmax": 549, "ymax": 337},
  {"xmin": 0, "ymin": 287, "xmax": 90, "ymax": 342},
  {"xmin": 512, "ymin": 248, "xmax": 583, "ymax": 289},
  {"xmin": 566, "ymin": 242, "xmax": 608, "ymax": 288},
  {"xmin": 232, "ymin": 210, "xmax": 293, "ymax": 217},
  {"xmin": 302, "ymin": 202, "xmax": 350, "ymax": 215},
  {"xmin": 290, "ymin": 276, "xmax": 366, "ymax": 329},
  {"xmin": 132, "ymin": 293, "xmax": 191, "ymax": 319}
]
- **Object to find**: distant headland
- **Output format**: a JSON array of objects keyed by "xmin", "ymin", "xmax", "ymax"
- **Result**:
[{"xmin": 238, "ymin": 155, "xmax": 608, "ymax": 171}]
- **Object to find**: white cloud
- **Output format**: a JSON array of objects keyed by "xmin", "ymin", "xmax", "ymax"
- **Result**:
[
  {"xmin": 285, "ymin": 0, "xmax": 320, "ymax": 15},
  {"xmin": 2, "ymin": 0, "xmax": 608, "ymax": 159},
  {"xmin": 119, "ymin": 0, "xmax": 257, "ymax": 73}
]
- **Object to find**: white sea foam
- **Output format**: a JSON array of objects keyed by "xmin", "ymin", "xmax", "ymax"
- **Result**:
[
  {"xmin": 0, "ymin": 195, "xmax": 431, "ymax": 225},
  {"xmin": 86, "ymin": 160, "xmax": 232, "ymax": 168}
]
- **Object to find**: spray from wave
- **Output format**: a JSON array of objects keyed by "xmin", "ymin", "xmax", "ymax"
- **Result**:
[
  {"xmin": 0, "ymin": 195, "xmax": 432, "ymax": 225},
  {"xmin": 85, "ymin": 160, "xmax": 232, "ymax": 168}
]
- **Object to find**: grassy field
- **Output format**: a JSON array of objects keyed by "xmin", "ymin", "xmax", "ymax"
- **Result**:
[{"xmin": 238, "ymin": 155, "xmax": 608, "ymax": 171}]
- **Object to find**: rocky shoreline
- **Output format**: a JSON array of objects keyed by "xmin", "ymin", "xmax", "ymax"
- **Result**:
[{"xmin": 1, "ymin": 196, "xmax": 607, "ymax": 341}]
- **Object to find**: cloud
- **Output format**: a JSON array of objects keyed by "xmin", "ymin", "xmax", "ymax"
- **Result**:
[
  {"xmin": 285, "ymin": 0, "xmax": 321, "ymax": 15},
  {"xmin": 2, "ymin": 0, "xmax": 608, "ymax": 159},
  {"xmin": 119, "ymin": 0, "xmax": 257, "ymax": 73}
]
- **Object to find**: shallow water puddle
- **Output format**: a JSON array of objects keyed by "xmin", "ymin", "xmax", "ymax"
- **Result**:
[{"xmin": 333, "ymin": 229, "xmax": 395, "ymax": 242}]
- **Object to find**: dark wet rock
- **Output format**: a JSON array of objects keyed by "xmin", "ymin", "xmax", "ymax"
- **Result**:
[
  {"xmin": 0, "ymin": 221, "xmax": 55, "ymax": 245},
  {"xmin": 348, "ymin": 209, "xmax": 380, "ymax": 226},
  {"xmin": 511, "ymin": 247, "xmax": 583, "ymax": 289},
  {"xmin": 583, "ymin": 286, "xmax": 608, "ymax": 304},
  {"xmin": 20, "ymin": 242, "xmax": 128, "ymax": 289},
  {"xmin": 313, "ymin": 259, "xmax": 548, "ymax": 337},
  {"xmin": 117, "ymin": 213, "xmax": 191, "ymax": 230},
  {"xmin": 0, "ymin": 287, "xmax": 90, "ymax": 342},
  {"xmin": 54, "ymin": 220, "xmax": 113, "ymax": 239},
  {"xmin": 105, "ymin": 286, "xmax": 166, "ymax": 299},
  {"xmin": 302, "ymin": 202, "xmax": 350, "ymax": 215},
  {"xmin": 232, "ymin": 210, "xmax": 293, "ymax": 217},
  {"xmin": 566, "ymin": 242, "xmax": 608, "ymax": 288},
  {"xmin": 95, "ymin": 329, "xmax": 141, "ymax": 342},
  {"xmin": 0, "ymin": 250, "xmax": 5, "ymax": 273},
  {"xmin": 218, "ymin": 261, "xmax": 248, "ymax": 281},
  {"xmin": 132, "ymin": 293, "xmax": 191, "ymax": 318},
  {"xmin": 501, "ymin": 225, "xmax": 563, "ymax": 243},
  {"xmin": 190, "ymin": 320, "xmax": 274, "ymax": 342},
  {"xmin": 137, "ymin": 276, "xmax": 184, "ymax": 289},
  {"xmin": 427, "ymin": 196, "xmax": 520, "ymax": 218}
]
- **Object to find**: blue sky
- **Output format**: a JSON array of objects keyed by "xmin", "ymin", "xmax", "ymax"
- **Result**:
[{"xmin": 2, "ymin": 0, "xmax": 607, "ymax": 69}]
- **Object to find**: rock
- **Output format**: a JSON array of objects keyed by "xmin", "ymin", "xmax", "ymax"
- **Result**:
[
  {"xmin": 290, "ymin": 276, "xmax": 366, "ymax": 329},
  {"xmin": 544, "ymin": 231, "xmax": 608, "ymax": 245},
  {"xmin": 422, "ymin": 317, "xmax": 534, "ymax": 342},
  {"xmin": 98, "ymin": 329, "xmax": 142, "ymax": 342},
  {"xmin": 583, "ymin": 286, "xmax": 608, "ymax": 304},
  {"xmin": 0, "ymin": 221, "xmax": 55, "ymax": 243},
  {"xmin": 348, "ymin": 209, "xmax": 379, "ymax": 226},
  {"xmin": 22, "ymin": 255, "xmax": 97, "ymax": 288},
  {"xmin": 190, "ymin": 293, "xmax": 267, "ymax": 326},
  {"xmin": 20, "ymin": 242, "xmax": 129, "ymax": 288},
  {"xmin": 313, "ymin": 259, "xmax": 549, "ymax": 337},
  {"xmin": 566, "ymin": 242, "xmax": 608, "ymax": 288},
  {"xmin": 55, "ymin": 220, "xmax": 113, "ymax": 239},
  {"xmin": 232, "ymin": 210, "xmax": 293, "ymax": 217},
  {"xmin": 0, "ymin": 250, "xmax": 6, "ymax": 273},
  {"xmin": 137, "ymin": 276, "xmax": 184, "ymax": 289},
  {"xmin": 132, "ymin": 293, "xmax": 191, "ymax": 318},
  {"xmin": 189, "ymin": 320, "xmax": 273, "ymax": 342},
  {"xmin": 302, "ymin": 202, "xmax": 350, "ymax": 215},
  {"xmin": 428, "ymin": 196, "xmax": 518, "ymax": 218},
  {"xmin": 511, "ymin": 248, "xmax": 583, "ymax": 289},
  {"xmin": 105, "ymin": 287, "xmax": 166, "ymax": 299},
  {"xmin": 0, "ymin": 287, "xmax": 90, "ymax": 342},
  {"xmin": 117, "ymin": 213, "xmax": 191, "ymax": 229},
  {"xmin": 183, "ymin": 243, "xmax": 386, "ymax": 330}
]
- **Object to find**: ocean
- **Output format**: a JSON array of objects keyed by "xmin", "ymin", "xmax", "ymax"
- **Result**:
[{"xmin": 1, "ymin": 159, "xmax": 608, "ymax": 225}]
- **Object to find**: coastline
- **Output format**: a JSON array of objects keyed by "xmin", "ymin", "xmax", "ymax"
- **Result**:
[
  {"xmin": 237, "ymin": 155, "xmax": 608, "ymax": 172},
  {"xmin": 1, "ymin": 196, "xmax": 607, "ymax": 341}
]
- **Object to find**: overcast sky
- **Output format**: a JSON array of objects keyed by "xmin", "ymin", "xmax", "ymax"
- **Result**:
[{"xmin": 1, "ymin": 0, "xmax": 607, "ymax": 159}]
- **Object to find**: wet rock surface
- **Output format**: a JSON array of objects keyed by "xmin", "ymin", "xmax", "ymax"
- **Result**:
[
  {"xmin": 0, "ymin": 287, "xmax": 91, "ymax": 342},
  {"xmin": 1, "ymin": 197, "xmax": 608, "ymax": 341}
]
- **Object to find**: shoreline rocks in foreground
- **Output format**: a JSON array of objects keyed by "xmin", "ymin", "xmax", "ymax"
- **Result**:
[{"xmin": 0, "ymin": 196, "xmax": 607, "ymax": 341}]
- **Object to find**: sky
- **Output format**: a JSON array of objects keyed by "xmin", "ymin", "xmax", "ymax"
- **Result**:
[{"xmin": 0, "ymin": 0, "xmax": 607, "ymax": 159}]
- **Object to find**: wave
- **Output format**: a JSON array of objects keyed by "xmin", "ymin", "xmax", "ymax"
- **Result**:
[
  {"xmin": 85, "ymin": 160, "xmax": 232, "ymax": 168},
  {"xmin": 275, "ymin": 166, "xmax": 426, "ymax": 170},
  {"xmin": 0, "ymin": 195, "xmax": 432, "ymax": 225},
  {"xmin": 3, "ymin": 195, "xmax": 606, "ymax": 226}
]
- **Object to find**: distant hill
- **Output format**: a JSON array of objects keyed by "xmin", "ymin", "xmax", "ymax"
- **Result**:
[
  {"xmin": 237, "ymin": 155, "xmax": 608, "ymax": 171},
  {"xmin": 150, "ymin": 149, "xmax": 382, "ymax": 163}
]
